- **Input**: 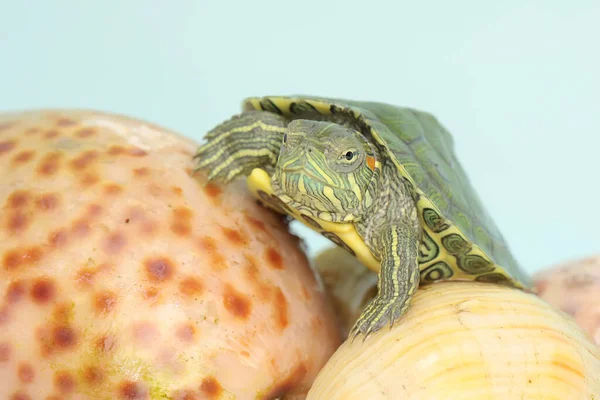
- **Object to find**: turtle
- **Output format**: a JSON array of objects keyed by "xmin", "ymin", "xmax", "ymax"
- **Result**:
[{"xmin": 193, "ymin": 95, "xmax": 533, "ymax": 340}]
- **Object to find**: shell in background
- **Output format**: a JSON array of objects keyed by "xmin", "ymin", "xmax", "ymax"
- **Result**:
[
  {"xmin": 534, "ymin": 254, "xmax": 600, "ymax": 346},
  {"xmin": 309, "ymin": 248, "xmax": 600, "ymax": 399},
  {"xmin": 313, "ymin": 247, "xmax": 377, "ymax": 339},
  {"xmin": 0, "ymin": 110, "xmax": 341, "ymax": 400}
]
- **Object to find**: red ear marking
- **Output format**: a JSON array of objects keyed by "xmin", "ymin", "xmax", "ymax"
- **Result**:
[{"xmin": 366, "ymin": 156, "xmax": 376, "ymax": 171}]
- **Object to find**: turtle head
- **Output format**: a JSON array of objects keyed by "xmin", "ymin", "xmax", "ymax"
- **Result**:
[{"xmin": 272, "ymin": 120, "xmax": 380, "ymax": 223}]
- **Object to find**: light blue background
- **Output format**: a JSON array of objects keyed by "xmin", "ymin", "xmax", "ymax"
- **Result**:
[{"xmin": 1, "ymin": 1, "xmax": 598, "ymax": 275}]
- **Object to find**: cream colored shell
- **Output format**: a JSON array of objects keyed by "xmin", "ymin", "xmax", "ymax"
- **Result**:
[{"xmin": 308, "ymin": 248, "xmax": 600, "ymax": 399}]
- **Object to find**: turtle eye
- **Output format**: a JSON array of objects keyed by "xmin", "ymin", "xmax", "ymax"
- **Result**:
[
  {"xmin": 330, "ymin": 147, "xmax": 363, "ymax": 173},
  {"xmin": 282, "ymin": 133, "xmax": 287, "ymax": 144},
  {"xmin": 343, "ymin": 150, "xmax": 358, "ymax": 162}
]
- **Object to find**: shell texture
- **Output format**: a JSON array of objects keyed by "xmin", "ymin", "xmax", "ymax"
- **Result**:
[{"xmin": 0, "ymin": 109, "xmax": 341, "ymax": 400}]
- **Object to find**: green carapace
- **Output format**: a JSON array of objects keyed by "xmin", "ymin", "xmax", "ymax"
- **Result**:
[{"xmin": 193, "ymin": 95, "xmax": 532, "ymax": 340}]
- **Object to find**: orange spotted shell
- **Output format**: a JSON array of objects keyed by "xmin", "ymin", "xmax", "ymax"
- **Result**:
[{"xmin": 0, "ymin": 110, "xmax": 341, "ymax": 400}]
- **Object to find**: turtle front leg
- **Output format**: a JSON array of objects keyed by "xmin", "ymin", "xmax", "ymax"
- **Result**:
[
  {"xmin": 193, "ymin": 110, "xmax": 288, "ymax": 183},
  {"xmin": 349, "ymin": 218, "xmax": 421, "ymax": 341}
]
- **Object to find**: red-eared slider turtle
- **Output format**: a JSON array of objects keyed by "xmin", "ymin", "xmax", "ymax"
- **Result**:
[{"xmin": 193, "ymin": 95, "xmax": 532, "ymax": 340}]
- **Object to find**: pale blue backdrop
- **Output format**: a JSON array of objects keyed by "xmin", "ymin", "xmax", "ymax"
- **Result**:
[{"xmin": 1, "ymin": 1, "xmax": 598, "ymax": 274}]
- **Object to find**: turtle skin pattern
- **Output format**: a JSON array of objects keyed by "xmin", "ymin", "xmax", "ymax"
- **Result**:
[{"xmin": 243, "ymin": 96, "xmax": 532, "ymax": 289}]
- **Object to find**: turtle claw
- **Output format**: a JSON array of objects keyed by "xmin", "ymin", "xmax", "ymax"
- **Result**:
[
  {"xmin": 193, "ymin": 165, "xmax": 232, "ymax": 187},
  {"xmin": 193, "ymin": 110, "xmax": 286, "ymax": 187},
  {"xmin": 193, "ymin": 140, "xmax": 240, "ymax": 185},
  {"xmin": 192, "ymin": 143, "xmax": 214, "ymax": 170},
  {"xmin": 348, "ymin": 295, "xmax": 408, "ymax": 343}
]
